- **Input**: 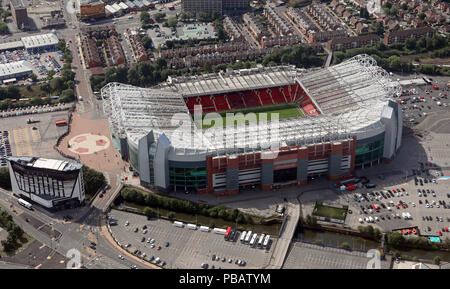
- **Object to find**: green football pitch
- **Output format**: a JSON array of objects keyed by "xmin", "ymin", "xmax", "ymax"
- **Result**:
[{"xmin": 197, "ymin": 104, "xmax": 304, "ymax": 129}]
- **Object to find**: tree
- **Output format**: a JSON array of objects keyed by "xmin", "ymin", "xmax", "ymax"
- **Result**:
[
  {"xmin": 203, "ymin": 60, "xmax": 213, "ymax": 73},
  {"xmin": 29, "ymin": 73, "xmax": 37, "ymax": 82},
  {"xmin": 140, "ymin": 11, "xmax": 150, "ymax": 24},
  {"xmin": 418, "ymin": 13, "xmax": 426, "ymax": 21},
  {"xmin": 167, "ymin": 212, "xmax": 175, "ymax": 221},
  {"xmin": 401, "ymin": 3, "xmax": 407, "ymax": 10},
  {"xmin": 47, "ymin": 70, "xmax": 56, "ymax": 80},
  {"xmin": 141, "ymin": 35, "xmax": 152, "ymax": 50},
  {"xmin": 434, "ymin": 256, "xmax": 441, "ymax": 265},
  {"xmin": 143, "ymin": 207, "xmax": 156, "ymax": 217},
  {"xmin": 360, "ymin": 7, "xmax": 369, "ymax": 19},
  {"xmin": 388, "ymin": 232, "xmax": 404, "ymax": 246},
  {"xmin": 6, "ymin": 85, "xmax": 19, "ymax": 99},
  {"xmin": 374, "ymin": 21, "xmax": 385, "ymax": 36},
  {"xmin": 341, "ymin": 242, "xmax": 351, "ymax": 250},
  {"xmin": 154, "ymin": 12, "xmax": 166, "ymax": 22},
  {"xmin": 197, "ymin": 12, "xmax": 209, "ymax": 22},
  {"xmin": 388, "ymin": 55, "xmax": 402, "ymax": 71},
  {"xmin": 82, "ymin": 166, "xmax": 105, "ymax": 198},
  {"xmin": 0, "ymin": 167, "xmax": 11, "ymax": 190},
  {"xmin": 168, "ymin": 17, "xmax": 178, "ymax": 28},
  {"xmin": 50, "ymin": 77, "xmax": 64, "ymax": 93},
  {"xmin": 405, "ymin": 38, "xmax": 417, "ymax": 50},
  {"xmin": 0, "ymin": 21, "xmax": 9, "ymax": 35}
]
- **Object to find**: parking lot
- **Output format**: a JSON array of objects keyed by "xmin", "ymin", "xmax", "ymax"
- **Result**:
[
  {"xmin": 346, "ymin": 173, "xmax": 450, "ymax": 236},
  {"xmin": 396, "ymin": 74, "xmax": 449, "ymax": 128},
  {"xmin": 108, "ymin": 209, "xmax": 275, "ymax": 269},
  {"xmin": 284, "ymin": 242, "xmax": 390, "ymax": 269},
  {"xmin": 1, "ymin": 109, "xmax": 71, "ymax": 159}
]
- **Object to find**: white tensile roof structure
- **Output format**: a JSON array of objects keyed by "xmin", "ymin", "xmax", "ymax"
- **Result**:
[{"xmin": 102, "ymin": 54, "xmax": 401, "ymax": 157}]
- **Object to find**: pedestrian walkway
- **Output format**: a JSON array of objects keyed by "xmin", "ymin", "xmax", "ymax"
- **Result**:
[{"xmin": 266, "ymin": 202, "xmax": 300, "ymax": 269}]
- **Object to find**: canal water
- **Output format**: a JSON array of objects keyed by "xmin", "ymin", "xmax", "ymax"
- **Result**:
[
  {"xmin": 297, "ymin": 228, "xmax": 450, "ymax": 262},
  {"xmin": 119, "ymin": 202, "xmax": 282, "ymax": 236}
]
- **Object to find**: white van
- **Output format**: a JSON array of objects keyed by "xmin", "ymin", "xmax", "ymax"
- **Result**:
[
  {"xmin": 187, "ymin": 223, "xmax": 197, "ymax": 230},
  {"xmin": 173, "ymin": 221, "xmax": 184, "ymax": 228},
  {"xmin": 240, "ymin": 231, "xmax": 247, "ymax": 243}
]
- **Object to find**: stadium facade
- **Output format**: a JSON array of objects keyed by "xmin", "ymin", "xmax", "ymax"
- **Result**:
[
  {"xmin": 7, "ymin": 157, "xmax": 85, "ymax": 210},
  {"xmin": 102, "ymin": 55, "xmax": 402, "ymax": 195}
]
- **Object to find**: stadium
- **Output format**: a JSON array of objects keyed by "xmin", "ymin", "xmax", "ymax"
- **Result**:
[{"xmin": 102, "ymin": 54, "xmax": 403, "ymax": 195}]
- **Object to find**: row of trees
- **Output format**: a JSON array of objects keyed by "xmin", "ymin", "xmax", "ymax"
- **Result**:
[
  {"xmin": 91, "ymin": 43, "xmax": 327, "ymax": 92},
  {"xmin": 119, "ymin": 187, "xmax": 256, "ymax": 224},
  {"xmin": 0, "ymin": 209, "xmax": 24, "ymax": 253},
  {"xmin": 333, "ymin": 35, "xmax": 450, "ymax": 75},
  {"xmin": 357, "ymin": 225, "xmax": 382, "ymax": 240},
  {"xmin": 262, "ymin": 45, "xmax": 325, "ymax": 68},
  {"xmin": 82, "ymin": 166, "xmax": 106, "ymax": 199}
]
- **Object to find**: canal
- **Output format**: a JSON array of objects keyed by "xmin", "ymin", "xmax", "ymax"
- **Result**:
[{"xmin": 297, "ymin": 227, "xmax": 450, "ymax": 262}]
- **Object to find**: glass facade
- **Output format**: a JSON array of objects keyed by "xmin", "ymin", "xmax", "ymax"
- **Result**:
[
  {"xmin": 169, "ymin": 166, "xmax": 207, "ymax": 190},
  {"xmin": 129, "ymin": 145, "xmax": 139, "ymax": 172},
  {"xmin": 355, "ymin": 139, "xmax": 384, "ymax": 166}
]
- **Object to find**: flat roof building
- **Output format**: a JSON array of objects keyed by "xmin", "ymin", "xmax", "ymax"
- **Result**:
[
  {"xmin": 10, "ymin": 0, "xmax": 29, "ymax": 29},
  {"xmin": 21, "ymin": 33, "xmax": 59, "ymax": 53},
  {"xmin": 7, "ymin": 157, "xmax": 85, "ymax": 211},
  {"xmin": 0, "ymin": 61, "xmax": 32, "ymax": 82}
]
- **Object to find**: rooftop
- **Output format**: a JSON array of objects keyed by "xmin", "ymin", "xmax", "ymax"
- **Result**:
[
  {"xmin": 7, "ymin": 156, "xmax": 83, "ymax": 171},
  {"xmin": 21, "ymin": 33, "xmax": 59, "ymax": 50},
  {"xmin": 0, "ymin": 61, "xmax": 32, "ymax": 78},
  {"xmin": 102, "ymin": 55, "xmax": 401, "ymax": 156}
]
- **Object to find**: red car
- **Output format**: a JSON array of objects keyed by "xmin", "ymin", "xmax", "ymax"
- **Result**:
[
  {"xmin": 401, "ymin": 188, "xmax": 405, "ymax": 192},
  {"xmin": 157, "ymin": 246, "xmax": 161, "ymax": 250},
  {"xmin": 401, "ymin": 204, "xmax": 405, "ymax": 209},
  {"xmin": 438, "ymin": 231, "xmax": 442, "ymax": 236},
  {"xmin": 392, "ymin": 189, "xmax": 396, "ymax": 193},
  {"xmin": 413, "ymin": 228, "xmax": 417, "ymax": 235},
  {"xmin": 402, "ymin": 229, "xmax": 407, "ymax": 235},
  {"xmin": 395, "ymin": 205, "xmax": 400, "ymax": 209}
]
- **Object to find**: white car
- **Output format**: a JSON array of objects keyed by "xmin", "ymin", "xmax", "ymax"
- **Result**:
[
  {"xmin": 118, "ymin": 255, "xmax": 124, "ymax": 260},
  {"xmin": 359, "ymin": 218, "xmax": 363, "ymax": 223},
  {"xmin": 412, "ymin": 202, "xmax": 416, "ymax": 207},
  {"xmin": 125, "ymin": 221, "xmax": 129, "ymax": 226},
  {"xmin": 426, "ymin": 203, "xmax": 430, "ymax": 208}
]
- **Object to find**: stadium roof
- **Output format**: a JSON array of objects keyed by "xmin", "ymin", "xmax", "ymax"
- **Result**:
[
  {"xmin": 102, "ymin": 55, "xmax": 401, "ymax": 157},
  {"xmin": 7, "ymin": 157, "xmax": 83, "ymax": 171},
  {"xmin": 21, "ymin": 33, "xmax": 59, "ymax": 50},
  {"xmin": 159, "ymin": 65, "xmax": 302, "ymax": 97},
  {"xmin": 0, "ymin": 61, "xmax": 32, "ymax": 78}
]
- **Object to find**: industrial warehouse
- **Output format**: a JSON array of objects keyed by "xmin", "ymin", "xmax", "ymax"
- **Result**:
[
  {"xmin": 6, "ymin": 157, "xmax": 85, "ymax": 211},
  {"xmin": 101, "ymin": 55, "xmax": 403, "ymax": 195}
]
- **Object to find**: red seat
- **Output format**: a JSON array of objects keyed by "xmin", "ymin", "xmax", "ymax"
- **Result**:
[{"xmin": 213, "ymin": 94, "xmax": 230, "ymax": 111}]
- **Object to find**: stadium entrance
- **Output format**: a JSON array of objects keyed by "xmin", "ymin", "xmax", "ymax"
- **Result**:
[{"xmin": 273, "ymin": 167, "xmax": 297, "ymax": 183}]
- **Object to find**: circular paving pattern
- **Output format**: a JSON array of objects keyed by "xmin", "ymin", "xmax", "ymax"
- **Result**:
[{"xmin": 68, "ymin": 133, "xmax": 110, "ymax": 155}]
